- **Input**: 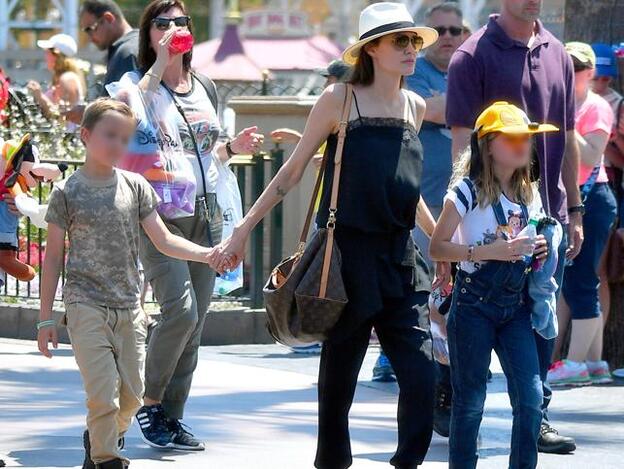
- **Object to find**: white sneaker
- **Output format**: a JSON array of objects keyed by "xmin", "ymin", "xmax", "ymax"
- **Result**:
[{"xmin": 586, "ymin": 360, "xmax": 613, "ymax": 384}]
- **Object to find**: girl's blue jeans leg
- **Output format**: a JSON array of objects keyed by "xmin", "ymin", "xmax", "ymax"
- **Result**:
[
  {"xmin": 448, "ymin": 305, "xmax": 495, "ymax": 469},
  {"xmin": 495, "ymin": 309, "xmax": 543, "ymax": 469}
]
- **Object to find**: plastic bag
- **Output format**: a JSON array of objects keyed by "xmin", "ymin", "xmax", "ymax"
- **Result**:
[
  {"xmin": 213, "ymin": 155, "xmax": 243, "ymax": 295},
  {"xmin": 106, "ymin": 72, "xmax": 197, "ymax": 219}
]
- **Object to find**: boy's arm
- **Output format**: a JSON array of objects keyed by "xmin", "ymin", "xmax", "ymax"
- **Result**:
[
  {"xmin": 140, "ymin": 210, "xmax": 213, "ymax": 264},
  {"xmin": 38, "ymin": 222, "xmax": 65, "ymax": 358}
]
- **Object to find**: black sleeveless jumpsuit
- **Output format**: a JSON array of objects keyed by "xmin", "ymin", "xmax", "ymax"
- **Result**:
[{"xmin": 314, "ymin": 91, "xmax": 435, "ymax": 469}]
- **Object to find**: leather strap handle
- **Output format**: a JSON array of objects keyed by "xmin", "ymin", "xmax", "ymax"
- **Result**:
[
  {"xmin": 297, "ymin": 84, "xmax": 353, "ymax": 251},
  {"xmin": 319, "ymin": 85, "xmax": 352, "ymax": 298}
]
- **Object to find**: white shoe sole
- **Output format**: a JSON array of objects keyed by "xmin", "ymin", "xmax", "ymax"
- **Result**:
[{"xmin": 140, "ymin": 433, "xmax": 176, "ymax": 450}]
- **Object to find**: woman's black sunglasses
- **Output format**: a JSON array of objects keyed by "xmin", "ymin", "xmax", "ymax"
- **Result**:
[
  {"xmin": 434, "ymin": 26, "xmax": 463, "ymax": 37},
  {"xmin": 152, "ymin": 16, "xmax": 191, "ymax": 31},
  {"xmin": 392, "ymin": 34, "xmax": 424, "ymax": 51}
]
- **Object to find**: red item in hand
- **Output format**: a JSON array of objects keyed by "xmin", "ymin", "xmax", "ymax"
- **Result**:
[{"xmin": 169, "ymin": 30, "xmax": 194, "ymax": 55}]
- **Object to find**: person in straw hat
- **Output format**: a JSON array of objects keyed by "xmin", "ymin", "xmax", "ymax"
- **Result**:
[{"xmin": 212, "ymin": 2, "xmax": 444, "ymax": 467}]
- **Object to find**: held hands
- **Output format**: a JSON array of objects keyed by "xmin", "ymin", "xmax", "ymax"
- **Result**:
[
  {"xmin": 231, "ymin": 127, "xmax": 265, "ymax": 155},
  {"xmin": 209, "ymin": 228, "xmax": 248, "ymax": 274},
  {"xmin": 37, "ymin": 325, "xmax": 58, "ymax": 359},
  {"xmin": 26, "ymin": 80, "xmax": 43, "ymax": 98}
]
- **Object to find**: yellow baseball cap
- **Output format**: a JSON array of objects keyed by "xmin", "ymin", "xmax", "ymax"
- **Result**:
[
  {"xmin": 565, "ymin": 41, "xmax": 596, "ymax": 68},
  {"xmin": 475, "ymin": 102, "xmax": 559, "ymax": 139}
]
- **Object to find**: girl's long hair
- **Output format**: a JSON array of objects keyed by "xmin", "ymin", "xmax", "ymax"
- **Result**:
[
  {"xmin": 450, "ymin": 132, "xmax": 536, "ymax": 207},
  {"xmin": 51, "ymin": 51, "xmax": 86, "ymax": 93}
]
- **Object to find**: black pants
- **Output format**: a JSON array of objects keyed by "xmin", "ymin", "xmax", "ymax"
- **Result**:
[{"xmin": 315, "ymin": 290, "xmax": 435, "ymax": 469}]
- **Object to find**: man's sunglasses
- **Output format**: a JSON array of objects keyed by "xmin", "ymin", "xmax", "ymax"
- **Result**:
[
  {"xmin": 392, "ymin": 34, "xmax": 424, "ymax": 51},
  {"xmin": 82, "ymin": 18, "xmax": 102, "ymax": 35},
  {"xmin": 152, "ymin": 16, "xmax": 191, "ymax": 31},
  {"xmin": 434, "ymin": 26, "xmax": 463, "ymax": 37}
]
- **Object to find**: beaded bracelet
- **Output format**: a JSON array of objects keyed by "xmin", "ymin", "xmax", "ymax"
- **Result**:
[{"xmin": 36, "ymin": 319, "xmax": 56, "ymax": 331}]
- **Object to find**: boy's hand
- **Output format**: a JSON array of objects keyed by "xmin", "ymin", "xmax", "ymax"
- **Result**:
[{"xmin": 38, "ymin": 326, "xmax": 58, "ymax": 359}]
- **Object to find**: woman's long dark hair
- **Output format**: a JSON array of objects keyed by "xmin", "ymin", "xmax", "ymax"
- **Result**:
[
  {"xmin": 138, "ymin": 0, "xmax": 193, "ymax": 72},
  {"xmin": 349, "ymin": 37, "xmax": 405, "ymax": 88}
]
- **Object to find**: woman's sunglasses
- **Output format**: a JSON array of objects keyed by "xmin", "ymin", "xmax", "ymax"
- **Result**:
[
  {"xmin": 392, "ymin": 34, "xmax": 424, "ymax": 51},
  {"xmin": 152, "ymin": 16, "xmax": 191, "ymax": 31},
  {"xmin": 434, "ymin": 26, "xmax": 463, "ymax": 37}
]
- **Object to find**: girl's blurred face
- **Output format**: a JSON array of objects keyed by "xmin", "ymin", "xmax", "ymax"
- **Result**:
[
  {"xmin": 367, "ymin": 32, "xmax": 423, "ymax": 76},
  {"xmin": 45, "ymin": 49, "xmax": 56, "ymax": 71},
  {"xmin": 149, "ymin": 6, "xmax": 187, "ymax": 54},
  {"xmin": 81, "ymin": 112, "xmax": 135, "ymax": 167},
  {"xmin": 489, "ymin": 133, "xmax": 532, "ymax": 170}
]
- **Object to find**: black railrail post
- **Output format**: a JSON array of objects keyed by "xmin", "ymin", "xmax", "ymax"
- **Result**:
[
  {"xmin": 269, "ymin": 142, "xmax": 284, "ymax": 268},
  {"xmin": 249, "ymin": 151, "xmax": 267, "ymax": 308}
]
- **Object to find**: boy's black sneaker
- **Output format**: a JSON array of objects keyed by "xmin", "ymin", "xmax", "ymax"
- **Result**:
[
  {"xmin": 166, "ymin": 418, "xmax": 206, "ymax": 451},
  {"xmin": 83, "ymin": 430, "xmax": 125, "ymax": 469},
  {"xmin": 95, "ymin": 458, "xmax": 127, "ymax": 469},
  {"xmin": 538, "ymin": 422, "xmax": 576, "ymax": 454},
  {"xmin": 136, "ymin": 405, "xmax": 174, "ymax": 449}
]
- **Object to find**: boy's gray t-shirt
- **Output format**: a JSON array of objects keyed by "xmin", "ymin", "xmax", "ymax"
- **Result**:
[{"xmin": 45, "ymin": 168, "xmax": 159, "ymax": 308}]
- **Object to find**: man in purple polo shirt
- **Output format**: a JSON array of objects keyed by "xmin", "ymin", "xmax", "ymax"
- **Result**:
[{"xmin": 446, "ymin": 0, "xmax": 583, "ymax": 456}]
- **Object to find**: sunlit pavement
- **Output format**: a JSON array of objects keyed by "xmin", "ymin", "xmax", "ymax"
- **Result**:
[{"xmin": 0, "ymin": 339, "xmax": 622, "ymax": 468}]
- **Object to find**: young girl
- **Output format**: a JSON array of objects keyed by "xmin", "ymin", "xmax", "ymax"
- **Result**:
[{"xmin": 430, "ymin": 101, "xmax": 556, "ymax": 469}]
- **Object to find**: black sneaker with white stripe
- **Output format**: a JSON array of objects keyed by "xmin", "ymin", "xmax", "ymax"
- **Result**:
[
  {"xmin": 167, "ymin": 418, "xmax": 206, "ymax": 451},
  {"xmin": 136, "ymin": 405, "xmax": 174, "ymax": 449}
]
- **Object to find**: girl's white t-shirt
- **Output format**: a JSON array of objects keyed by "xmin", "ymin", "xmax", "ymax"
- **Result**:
[{"xmin": 444, "ymin": 179, "xmax": 544, "ymax": 273}]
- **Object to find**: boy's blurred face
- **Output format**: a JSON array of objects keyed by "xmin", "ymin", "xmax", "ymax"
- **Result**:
[{"xmin": 81, "ymin": 112, "xmax": 135, "ymax": 167}]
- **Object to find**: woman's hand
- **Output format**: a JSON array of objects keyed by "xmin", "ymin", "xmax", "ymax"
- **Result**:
[
  {"xmin": 26, "ymin": 80, "xmax": 43, "ymax": 98},
  {"xmin": 1, "ymin": 194, "xmax": 20, "ymax": 216},
  {"xmin": 271, "ymin": 128, "xmax": 302, "ymax": 145},
  {"xmin": 533, "ymin": 234, "xmax": 549, "ymax": 260},
  {"xmin": 231, "ymin": 126, "xmax": 265, "ymax": 155},
  {"xmin": 210, "ymin": 227, "xmax": 249, "ymax": 274},
  {"xmin": 432, "ymin": 261, "xmax": 451, "ymax": 291},
  {"xmin": 38, "ymin": 326, "xmax": 58, "ymax": 359},
  {"xmin": 154, "ymin": 25, "xmax": 176, "ymax": 69},
  {"xmin": 482, "ymin": 236, "xmax": 534, "ymax": 262}
]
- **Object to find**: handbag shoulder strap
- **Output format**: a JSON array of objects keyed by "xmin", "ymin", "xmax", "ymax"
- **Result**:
[{"xmin": 297, "ymin": 84, "xmax": 353, "ymax": 249}]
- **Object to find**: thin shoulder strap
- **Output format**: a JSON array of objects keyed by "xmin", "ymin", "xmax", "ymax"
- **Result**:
[
  {"xmin": 351, "ymin": 89, "xmax": 363, "ymax": 120},
  {"xmin": 297, "ymin": 84, "xmax": 353, "ymax": 250}
]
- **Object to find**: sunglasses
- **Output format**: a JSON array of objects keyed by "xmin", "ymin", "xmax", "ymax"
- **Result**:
[
  {"xmin": 151, "ymin": 16, "xmax": 191, "ymax": 31},
  {"xmin": 392, "ymin": 34, "xmax": 424, "ymax": 51},
  {"xmin": 82, "ymin": 18, "xmax": 102, "ymax": 35},
  {"xmin": 434, "ymin": 26, "xmax": 463, "ymax": 37}
]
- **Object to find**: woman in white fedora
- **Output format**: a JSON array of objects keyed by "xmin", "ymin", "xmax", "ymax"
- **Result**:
[
  {"xmin": 27, "ymin": 33, "xmax": 86, "ymax": 126},
  {"xmin": 212, "ymin": 3, "xmax": 443, "ymax": 467}
]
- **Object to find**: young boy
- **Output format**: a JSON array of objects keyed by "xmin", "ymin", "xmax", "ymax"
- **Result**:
[{"xmin": 37, "ymin": 98, "xmax": 217, "ymax": 469}]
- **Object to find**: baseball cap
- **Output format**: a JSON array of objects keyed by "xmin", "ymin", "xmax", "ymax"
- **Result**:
[
  {"xmin": 318, "ymin": 60, "xmax": 351, "ymax": 81},
  {"xmin": 592, "ymin": 43, "xmax": 618, "ymax": 78},
  {"xmin": 565, "ymin": 41, "xmax": 596, "ymax": 69},
  {"xmin": 37, "ymin": 33, "xmax": 78, "ymax": 57},
  {"xmin": 475, "ymin": 102, "xmax": 559, "ymax": 139}
]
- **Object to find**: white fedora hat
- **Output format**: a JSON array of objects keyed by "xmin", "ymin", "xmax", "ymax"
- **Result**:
[
  {"xmin": 37, "ymin": 33, "xmax": 78, "ymax": 57},
  {"xmin": 342, "ymin": 2, "xmax": 438, "ymax": 65}
]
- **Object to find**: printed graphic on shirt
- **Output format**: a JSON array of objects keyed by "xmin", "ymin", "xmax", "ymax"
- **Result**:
[{"xmin": 179, "ymin": 110, "xmax": 220, "ymax": 156}]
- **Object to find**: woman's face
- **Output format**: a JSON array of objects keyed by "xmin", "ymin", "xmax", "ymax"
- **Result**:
[
  {"xmin": 489, "ymin": 133, "xmax": 532, "ymax": 170},
  {"xmin": 149, "ymin": 6, "xmax": 188, "ymax": 54},
  {"xmin": 45, "ymin": 49, "xmax": 56, "ymax": 71},
  {"xmin": 366, "ymin": 32, "xmax": 423, "ymax": 77}
]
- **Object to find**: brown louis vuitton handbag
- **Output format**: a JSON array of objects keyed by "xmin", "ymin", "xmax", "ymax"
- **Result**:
[{"xmin": 263, "ymin": 85, "xmax": 353, "ymax": 346}]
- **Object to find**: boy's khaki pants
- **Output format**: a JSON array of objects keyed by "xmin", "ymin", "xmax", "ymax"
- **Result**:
[{"xmin": 65, "ymin": 302, "xmax": 147, "ymax": 465}]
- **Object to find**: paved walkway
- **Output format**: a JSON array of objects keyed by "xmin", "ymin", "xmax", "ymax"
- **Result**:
[{"xmin": 0, "ymin": 339, "xmax": 622, "ymax": 468}]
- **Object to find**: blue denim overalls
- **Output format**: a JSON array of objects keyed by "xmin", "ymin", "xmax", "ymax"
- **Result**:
[{"xmin": 447, "ymin": 197, "xmax": 543, "ymax": 469}]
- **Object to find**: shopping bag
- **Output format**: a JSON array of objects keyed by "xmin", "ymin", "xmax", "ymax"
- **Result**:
[
  {"xmin": 106, "ymin": 72, "xmax": 197, "ymax": 219},
  {"xmin": 213, "ymin": 155, "xmax": 243, "ymax": 294}
]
